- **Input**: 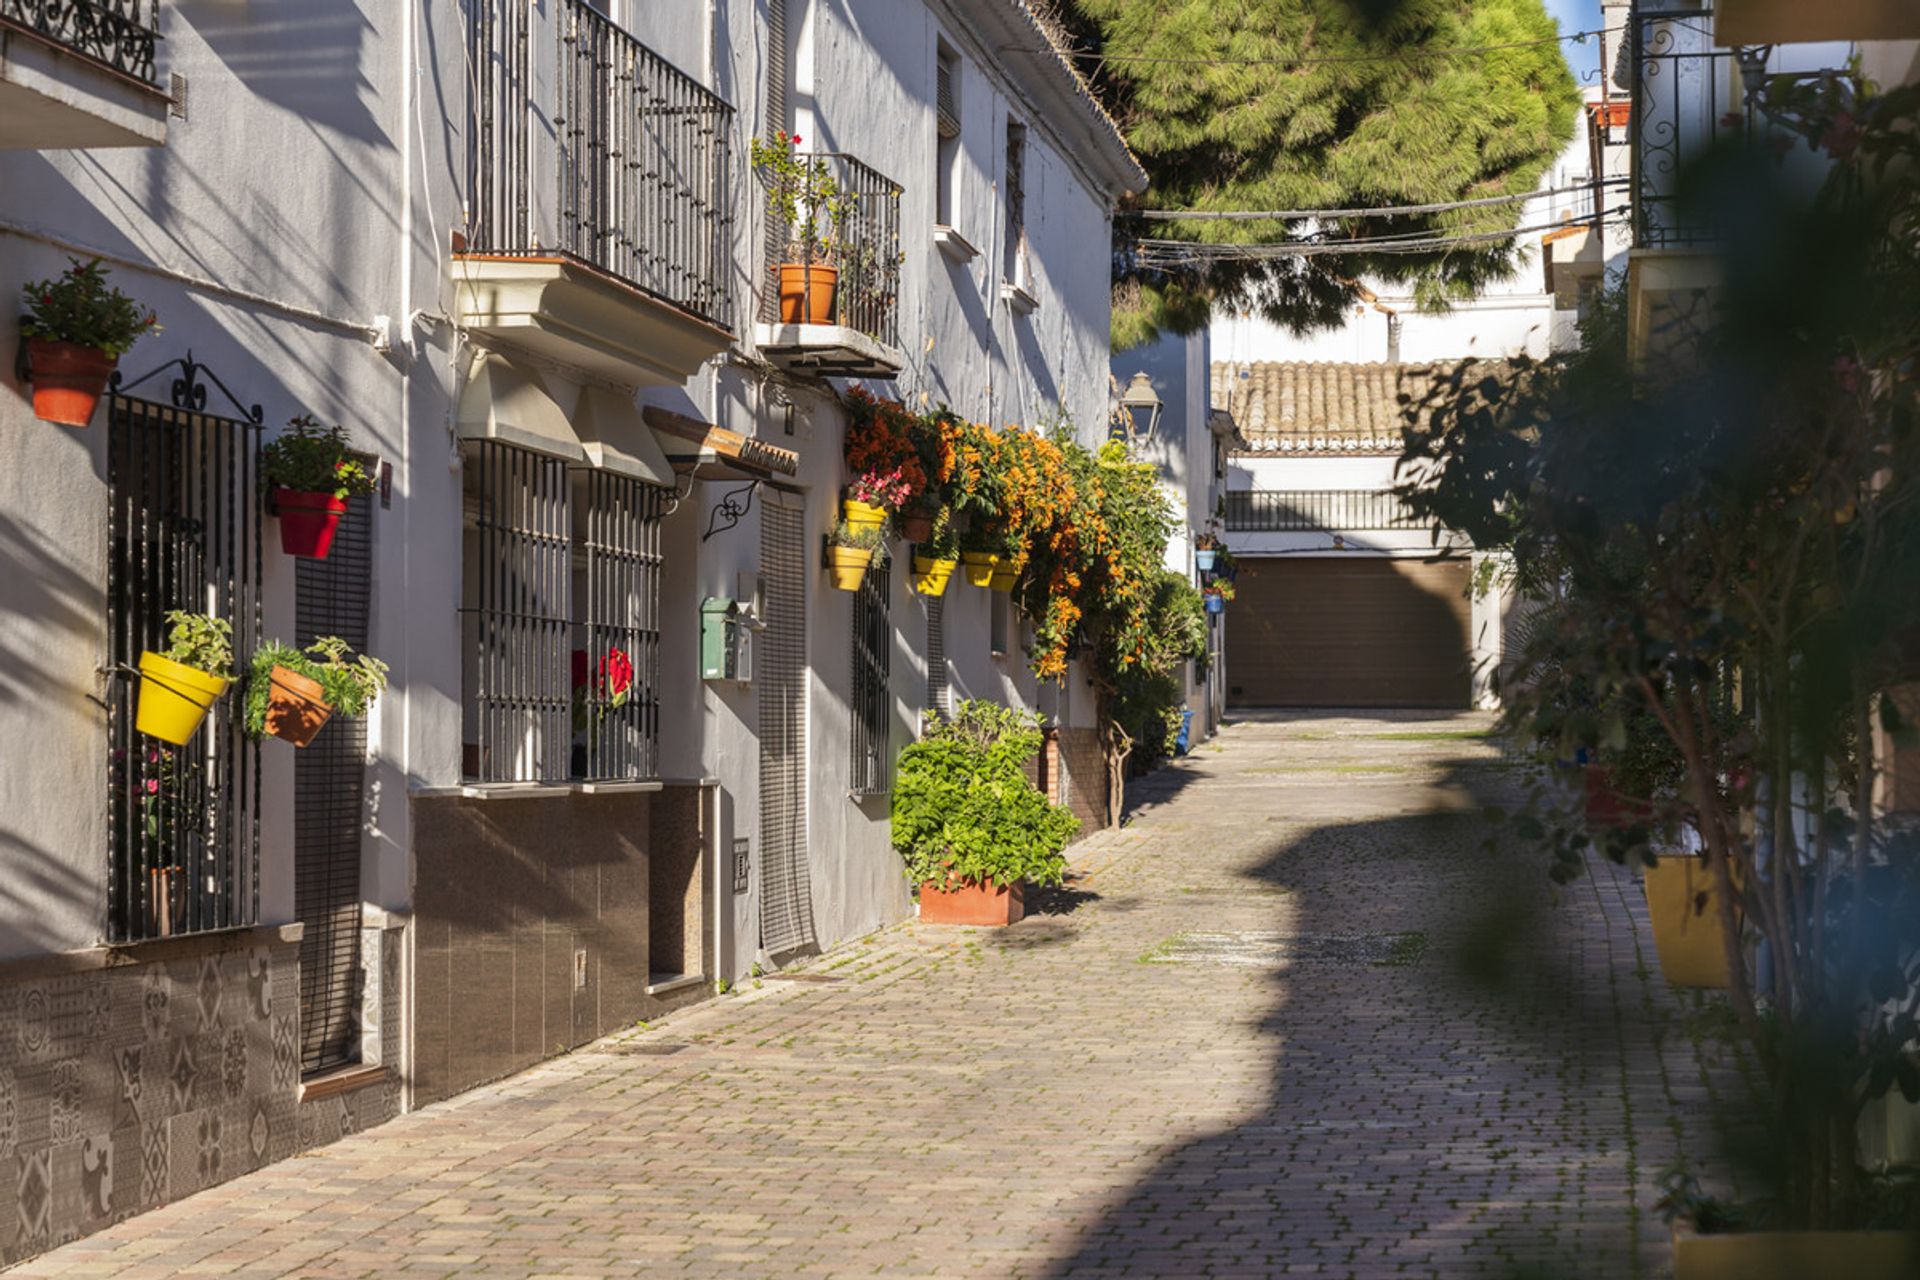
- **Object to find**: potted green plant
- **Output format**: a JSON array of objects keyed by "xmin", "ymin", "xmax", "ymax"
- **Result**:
[
  {"xmin": 242, "ymin": 635, "xmax": 388, "ymax": 748},
  {"xmin": 261, "ymin": 415, "xmax": 377, "ymax": 559},
  {"xmin": 19, "ymin": 258, "xmax": 160, "ymax": 427},
  {"xmin": 137, "ymin": 611, "xmax": 235, "ymax": 745},
  {"xmin": 912, "ymin": 511, "xmax": 960, "ymax": 596},
  {"xmin": 748, "ymin": 130, "xmax": 851, "ymax": 324},
  {"xmin": 845, "ymin": 465, "xmax": 910, "ymax": 536},
  {"xmin": 959, "ymin": 522, "xmax": 1012, "ymax": 588},
  {"xmin": 892, "ymin": 701, "xmax": 1079, "ymax": 925},
  {"xmin": 827, "ymin": 520, "xmax": 887, "ymax": 591},
  {"xmin": 1202, "ymin": 579, "xmax": 1234, "ymax": 614}
]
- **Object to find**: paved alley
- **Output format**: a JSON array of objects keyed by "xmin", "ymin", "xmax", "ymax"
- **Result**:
[{"xmin": 14, "ymin": 714, "xmax": 1753, "ymax": 1279}]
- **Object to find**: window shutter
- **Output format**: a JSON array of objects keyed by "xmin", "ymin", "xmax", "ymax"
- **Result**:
[
  {"xmin": 760, "ymin": 0, "xmax": 790, "ymax": 324},
  {"xmin": 936, "ymin": 57, "xmax": 960, "ymax": 140}
]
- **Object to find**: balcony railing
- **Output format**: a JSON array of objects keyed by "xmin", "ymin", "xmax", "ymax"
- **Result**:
[
  {"xmin": 466, "ymin": 0, "xmax": 736, "ymax": 332},
  {"xmin": 766, "ymin": 152, "xmax": 904, "ymax": 349},
  {"xmin": 1628, "ymin": 8, "xmax": 1744, "ymax": 250},
  {"xmin": 0, "ymin": 0, "xmax": 159, "ymax": 83},
  {"xmin": 1225, "ymin": 490, "xmax": 1424, "ymax": 533}
]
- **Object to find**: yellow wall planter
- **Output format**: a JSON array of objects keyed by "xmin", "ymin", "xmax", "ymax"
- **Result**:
[
  {"xmin": 1644, "ymin": 855, "xmax": 1736, "ymax": 989},
  {"xmin": 912, "ymin": 556, "xmax": 956, "ymax": 596},
  {"xmin": 136, "ymin": 651, "xmax": 230, "ymax": 745},
  {"xmin": 988, "ymin": 567, "xmax": 1017, "ymax": 592},
  {"xmin": 1672, "ymin": 1226, "xmax": 1920, "ymax": 1280},
  {"xmin": 827, "ymin": 545, "xmax": 872, "ymax": 592},
  {"xmin": 842, "ymin": 499, "xmax": 887, "ymax": 535},
  {"xmin": 960, "ymin": 551, "xmax": 998, "ymax": 587}
]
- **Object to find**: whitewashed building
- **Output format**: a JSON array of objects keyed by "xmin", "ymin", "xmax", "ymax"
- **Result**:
[{"xmin": 0, "ymin": 0, "xmax": 1139, "ymax": 1259}]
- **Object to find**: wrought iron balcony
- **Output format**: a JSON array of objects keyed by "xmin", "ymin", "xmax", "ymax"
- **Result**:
[
  {"xmin": 755, "ymin": 152, "xmax": 905, "ymax": 379},
  {"xmin": 0, "ymin": 0, "xmax": 159, "ymax": 83},
  {"xmin": 1225, "ymin": 490, "xmax": 1423, "ymax": 534},
  {"xmin": 1627, "ymin": 8, "xmax": 1743, "ymax": 251},
  {"xmin": 464, "ymin": 0, "xmax": 736, "ymax": 335}
]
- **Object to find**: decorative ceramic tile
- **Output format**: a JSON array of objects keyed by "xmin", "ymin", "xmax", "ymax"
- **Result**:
[
  {"xmin": 18, "ymin": 985, "xmax": 51, "ymax": 1062},
  {"xmin": 165, "ymin": 1038, "xmax": 197, "ymax": 1114},
  {"xmin": 194, "ymin": 956, "xmax": 222, "ymax": 1032},
  {"xmin": 138, "ymin": 1120, "xmax": 166, "ymax": 1206},
  {"xmin": 47, "ymin": 1060, "xmax": 81, "ymax": 1146},
  {"xmin": 164, "ymin": 1111, "xmax": 200, "ymax": 1201},
  {"xmin": 246, "ymin": 949, "xmax": 272, "ymax": 1021},
  {"xmin": 139, "ymin": 967, "xmax": 170, "ymax": 1044},
  {"xmin": 0, "ymin": 1067, "xmax": 16, "ymax": 1161},
  {"xmin": 246, "ymin": 1103, "xmax": 269, "ymax": 1170},
  {"xmin": 269, "ymin": 1015, "xmax": 297, "ymax": 1093},
  {"xmin": 16, "ymin": 1148, "xmax": 51, "ymax": 1242},
  {"xmin": 194, "ymin": 1110, "xmax": 222, "ymax": 1186},
  {"xmin": 77, "ymin": 1132, "xmax": 112, "ymax": 1220},
  {"xmin": 192, "ymin": 1025, "xmax": 225, "ymax": 1110},
  {"xmin": 220, "ymin": 1027, "xmax": 247, "ymax": 1100},
  {"xmin": 113, "ymin": 1047, "xmax": 144, "ymax": 1129}
]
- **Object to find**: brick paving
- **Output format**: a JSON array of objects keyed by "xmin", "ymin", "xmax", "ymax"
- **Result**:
[{"xmin": 11, "ymin": 713, "xmax": 1755, "ymax": 1279}]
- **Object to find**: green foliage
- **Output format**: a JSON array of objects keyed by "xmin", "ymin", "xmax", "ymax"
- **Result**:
[
  {"xmin": 891, "ymin": 701, "xmax": 1079, "ymax": 889},
  {"xmin": 1109, "ymin": 570, "xmax": 1209, "ymax": 765},
  {"xmin": 241, "ymin": 636, "xmax": 388, "ymax": 737},
  {"xmin": 828, "ymin": 519, "xmax": 889, "ymax": 559},
  {"xmin": 748, "ymin": 130, "xmax": 851, "ymax": 263},
  {"xmin": 159, "ymin": 611, "xmax": 234, "ymax": 680},
  {"xmin": 261, "ymin": 415, "xmax": 377, "ymax": 498},
  {"xmin": 1059, "ymin": 0, "xmax": 1580, "ymax": 343},
  {"xmin": 20, "ymin": 257, "xmax": 159, "ymax": 357},
  {"xmin": 917, "ymin": 509, "xmax": 959, "ymax": 559}
]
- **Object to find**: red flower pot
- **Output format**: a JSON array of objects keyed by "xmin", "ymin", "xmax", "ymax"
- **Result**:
[
  {"xmin": 918, "ymin": 877, "xmax": 1025, "ymax": 926},
  {"xmin": 1584, "ymin": 765, "xmax": 1653, "ymax": 827},
  {"xmin": 273, "ymin": 489, "xmax": 348, "ymax": 558},
  {"xmin": 25, "ymin": 338, "xmax": 117, "ymax": 427},
  {"xmin": 897, "ymin": 512, "xmax": 933, "ymax": 543}
]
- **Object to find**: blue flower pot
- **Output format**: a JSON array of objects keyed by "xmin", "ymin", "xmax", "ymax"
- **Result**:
[
  {"xmin": 1205, "ymin": 593, "xmax": 1225, "ymax": 615},
  {"xmin": 1195, "ymin": 548, "xmax": 1218, "ymax": 573}
]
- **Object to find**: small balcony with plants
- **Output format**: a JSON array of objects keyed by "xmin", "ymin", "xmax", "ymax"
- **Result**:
[
  {"xmin": 0, "ymin": 0, "xmax": 168, "ymax": 149},
  {"xmin": 750, "ymin": 134, "xmax": 905, "ymax": 380},
  {"xmin": 457, "ymin": 0, "xmax": 737, "ymax": 388}
]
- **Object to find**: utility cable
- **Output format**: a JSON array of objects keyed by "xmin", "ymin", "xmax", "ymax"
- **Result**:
[
  {"xmin": 1130, "ymin": 208, "xmax": 1625, "ymax": 263},
  {"xmin": 1006, "ymin": 25, "xmax": 1617, "ymax": 70},
  {"xmin": 1130, "ymin": 177, "xmax": 1627, "ymax": 223}
]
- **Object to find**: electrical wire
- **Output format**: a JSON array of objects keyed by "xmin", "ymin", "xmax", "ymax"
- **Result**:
[
  {"xmin": 1006, "ymin": 25, "xmax": 1616, "ymax": 70},
  {"xmin": 1130, "ymin": 208, "xmax": 1625, "ymax": 264},
  {"xmin": 1131, "ymin": 177, "xmax": 1629, "ymax": 223}
]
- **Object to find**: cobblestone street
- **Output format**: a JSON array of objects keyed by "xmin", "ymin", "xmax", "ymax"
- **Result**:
[{"xmin": 14, "ymin": 714, "xmax": 1754, "ymax": 1279}]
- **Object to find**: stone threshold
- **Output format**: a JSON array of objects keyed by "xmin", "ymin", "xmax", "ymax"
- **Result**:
[{"xmin": 299, "ymin": 1064, "xmax": 391, "ymax": 1104}]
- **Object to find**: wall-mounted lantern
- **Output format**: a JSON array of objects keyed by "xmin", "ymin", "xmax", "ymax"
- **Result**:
[{"xmin": 1116, "ymin": 372, "xmax": 1164, "ymax": 447}]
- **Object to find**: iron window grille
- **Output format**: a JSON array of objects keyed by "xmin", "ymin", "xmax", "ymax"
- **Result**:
[
  {"xmin": 295, "ymin": 496, "xmax": 373, "ymax": 1076},
  {"xmin": 461, "ymin": 441, "xmax": 664, "ymax": 784},
  {"xmin": 1627, "ymin": 8, "xmax": 1742, "ymax": 251},
  {"xmin": 1003, "ymin": 121, "xmax": 1027, "ymax": 285},
  {"xmin": 850, "ymin": 563, "xmax": 891, "ymax": 796},
  {"xmin": 465, "ymin": 0, "xmax": 737, "ymax": 331},
  {"xmin": 105, "ymin": 391, "xmax": 262, "ymax": 943},
  {"xmin": 765, "ymin": 151, "xmax": 904, "ymax": 348},
  {"xmin": 925, "ymin": 593, "xmax": 949, "ymax": 722},
  {"xmin": 0, "ymin": 0, "xmax": 161, "ymax": 84},
  {"xmin": 1224, "ymin": 489, "xmax": 1424, "ymax": 533}
]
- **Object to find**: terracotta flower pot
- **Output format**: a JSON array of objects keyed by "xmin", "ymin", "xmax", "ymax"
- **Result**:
[
  {"xmin": 136, "ymin": 651, "xmax": 229, "ymax": 746},
  {"xmin": 264, "ymin": 664, "xmax": 333, "ymax": 747},
  {"xmin": 897, "ymin": 512, "xmax": 934, "ymax": 543},
  {"xmin": 25, "ymin": 338, "xmax": 117, "ymax": 427},
  {"xmin": 960, "ymin": 550, "xmax": 998, "ymax": 587},
  {"xmin": 919, "ymin": 877, "xmax": 1024, "ymax": 926},
  {"xmin": 911, "ymin": 555, "xmax": 957, "ymax": 597},
  {"xmin": 273, "ymin": 489, "xmax": 349, "ymax": 559},
  {"xmin": 778, "ymin": 263, "xmax": 838, "ymax": 324},
  {"xmin": 827, "ymin": 545, "xmax": 871, "ymax": 591}
]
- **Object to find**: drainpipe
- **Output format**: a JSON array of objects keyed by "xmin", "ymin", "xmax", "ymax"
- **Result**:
[{"xmin": 1385, "ymin": 312, "xmax": 1403, "ymax": 364}]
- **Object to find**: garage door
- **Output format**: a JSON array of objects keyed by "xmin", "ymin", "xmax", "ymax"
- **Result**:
[{"xmin": 1226, "ymin": 557, "xmax": 1472, "ymax": 708}]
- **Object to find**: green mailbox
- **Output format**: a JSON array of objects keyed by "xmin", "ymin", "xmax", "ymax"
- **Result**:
[{"xmin": 701, "ymin": 596, "xmax": 744, "ymax": 680}]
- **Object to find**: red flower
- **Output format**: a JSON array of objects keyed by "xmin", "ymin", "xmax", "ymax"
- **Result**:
[
  {"xmin": 790, "ymin": 133, "xmax": 803, "ymax": 145},
  {"xmin": 600, "ymin": 648, "xmax": 634, "ymax": 706}
]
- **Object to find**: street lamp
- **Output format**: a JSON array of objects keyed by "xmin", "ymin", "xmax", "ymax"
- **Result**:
[{"xmin": 1116, "ymin": 372, "xmax": 1163, "ymax": 447}]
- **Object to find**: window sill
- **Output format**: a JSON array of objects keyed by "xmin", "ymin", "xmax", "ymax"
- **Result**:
[
  {"xmin": 645, "ymin": 973, "xmax": 708, "ymax": 997},
  {"xmin": 299, "ymin": 1064, "xmax": 389, "ymax": 1103},
  {"xmin": 413, "ymin": 780, "xmax": 665, "ymax": 800},
  {"xmin": 572, "ymin": 780, "xmax": 664, "ymax": 795},
  {"xmin": 1000, "ymin": 280, "xmax": 1039, "ymax": 315},
  {"xmin": 933, "ymin": 225, "xmax": 980, "ymax": 264}
]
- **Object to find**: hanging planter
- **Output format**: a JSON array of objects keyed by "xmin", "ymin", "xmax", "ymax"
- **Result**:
[
  {"xmin": 18, "ymin": 258, "xmax": 160, "ymax": 427},
  {"xmin": 912, "ymin": 555, "xmax": 957, "ymax": 596},
  {"xmin": 1195, "ymin": 547, "xmax": 1219, "ymax": 573},
  {"xmin": 261, "ymin": 415, "xmax": 377, "ymax": 560},
  {"xmin": 961, "ymin": 551, "xmax": 998, "ymax": 588},
  {"xmin": 828, "ymin": 545, "xmax": 872, "ymax": 591},
  {"xmin": 842, "ymin": 499, "xmax": 887, "ymax": 534},
  {"xmin": 1204, "ymin": 591, "xmax": 1226, "ymax": 615},
  {"xmin": 135, "ymin": 612, "xmax": 235, "ymax": 746},
  {"xmin": 988, "ymin": 566, "xmax": 1017, "ymax": 592},
  {"xmin": 243, "ymin": 636, "xmax": 388, "ymax": 749}
]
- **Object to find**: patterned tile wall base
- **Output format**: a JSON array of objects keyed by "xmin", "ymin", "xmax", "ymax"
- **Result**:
[{"xmin": 0, "ymin": 919, "xmax": 408, "ymax": 1268}]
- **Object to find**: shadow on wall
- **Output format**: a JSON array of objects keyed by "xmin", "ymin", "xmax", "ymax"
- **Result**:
[
  {"xmin": 0, "ymin": 828, "xmax": 101, "ymax": 953},
  {"xmin": 182, "ymin": 1, "xmax": 387, "ymax": 147},
  {"xmin": 1040, "ymin": 747, "xmax": 1706, "ymax": 1278},
  {"xmin": 0, "ymin": 509, "xmax": 100, "ymax": 717}
]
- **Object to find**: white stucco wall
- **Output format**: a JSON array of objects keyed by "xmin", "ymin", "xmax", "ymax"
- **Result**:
[{"xmin": 0, "ymin": 0, "xmax": 442, "ymax": 958}]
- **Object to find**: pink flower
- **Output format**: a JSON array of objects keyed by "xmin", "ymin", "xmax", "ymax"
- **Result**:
[
  {"xmin": 1832, "ymin": 356, "xmax": 1863, "ymax": 393},
  {"xmin": 144, "ymin": 779, "xmax": 160, "ymax": 795},
  {"xmin": 1819, "ymin": 111, "xmax": 1862, "ymax": 160}
]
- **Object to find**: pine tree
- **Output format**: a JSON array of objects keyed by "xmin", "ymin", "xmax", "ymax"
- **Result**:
[{"xmin": 1051, "ymin": 0, "xmax": 1582, "ymax": 345}]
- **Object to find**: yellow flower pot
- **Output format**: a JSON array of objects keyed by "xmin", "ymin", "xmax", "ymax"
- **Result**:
[
  {"xmin": 1644, "ymin": 854, "xmax": 1736, "ymax": 989},
  {"xmin": 1671, "ymin": 1225, "xmax": 1920, "ymax": 1280},
  {"xmin": 827, "ymin": 545, "xmax": 872, "ymax": 592},
  {"xmin": 136, "ymin": 651, "xmax": 230, "ymax": 745},
  {"xmin": 960, "ymin": 551, "xmax": 998, "ymax": 587},
  {"xmin": 988, "ymin": 567, "xmax": 1017, "ymax": 592},
  {"xmin": 912, "ymin": 556, "xmax": 957, "ymax": 596},
  {"xmin": 843, "ymin": 499, "xmax": 887, "ymax": 535}
]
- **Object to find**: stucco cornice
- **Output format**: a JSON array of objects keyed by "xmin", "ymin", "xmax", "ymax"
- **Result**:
[{"xmin": 937, "ymin": 0, "xmax": 1146, "ymax": 199}]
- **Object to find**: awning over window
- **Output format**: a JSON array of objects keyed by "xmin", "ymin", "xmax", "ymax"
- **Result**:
[
  {"xmin": 456, "ymin": 353, "xmax": 585, "ymax": 462},
  {"xmin": 573, "ymin": 387, "xmax": 675, "ymax": 487}
]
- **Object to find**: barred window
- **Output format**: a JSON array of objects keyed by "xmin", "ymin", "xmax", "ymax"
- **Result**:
[
  {"xmin": 925, "ymin": 593, "xmax": 949, "ymax": 721},
  {"xmin": 461, "ymin": 442, "xmax": 664, "ymax": 784},
  {"xmin": 850, "ymin": 566, "xmax": 891, "ymax": 795},
  {"xmin": 105, "ymin": 392, "xmax": 263, "ymax": 942}
]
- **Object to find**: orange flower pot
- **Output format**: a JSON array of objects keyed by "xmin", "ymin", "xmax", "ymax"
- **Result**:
[
  {"xmin": 778, "ymin": 263, "xmax": 838, "ymax": 324},
  {"xmin": 25, "ymin": 338, "xmax": 117, "ymax": 427},
  {"xmin": 264, "ymin": 665, "xmax": 333, "ymax": 748},
  {"xmin": 919, "ymin": 877, "xmax": 1024, "ymax": 926}
]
